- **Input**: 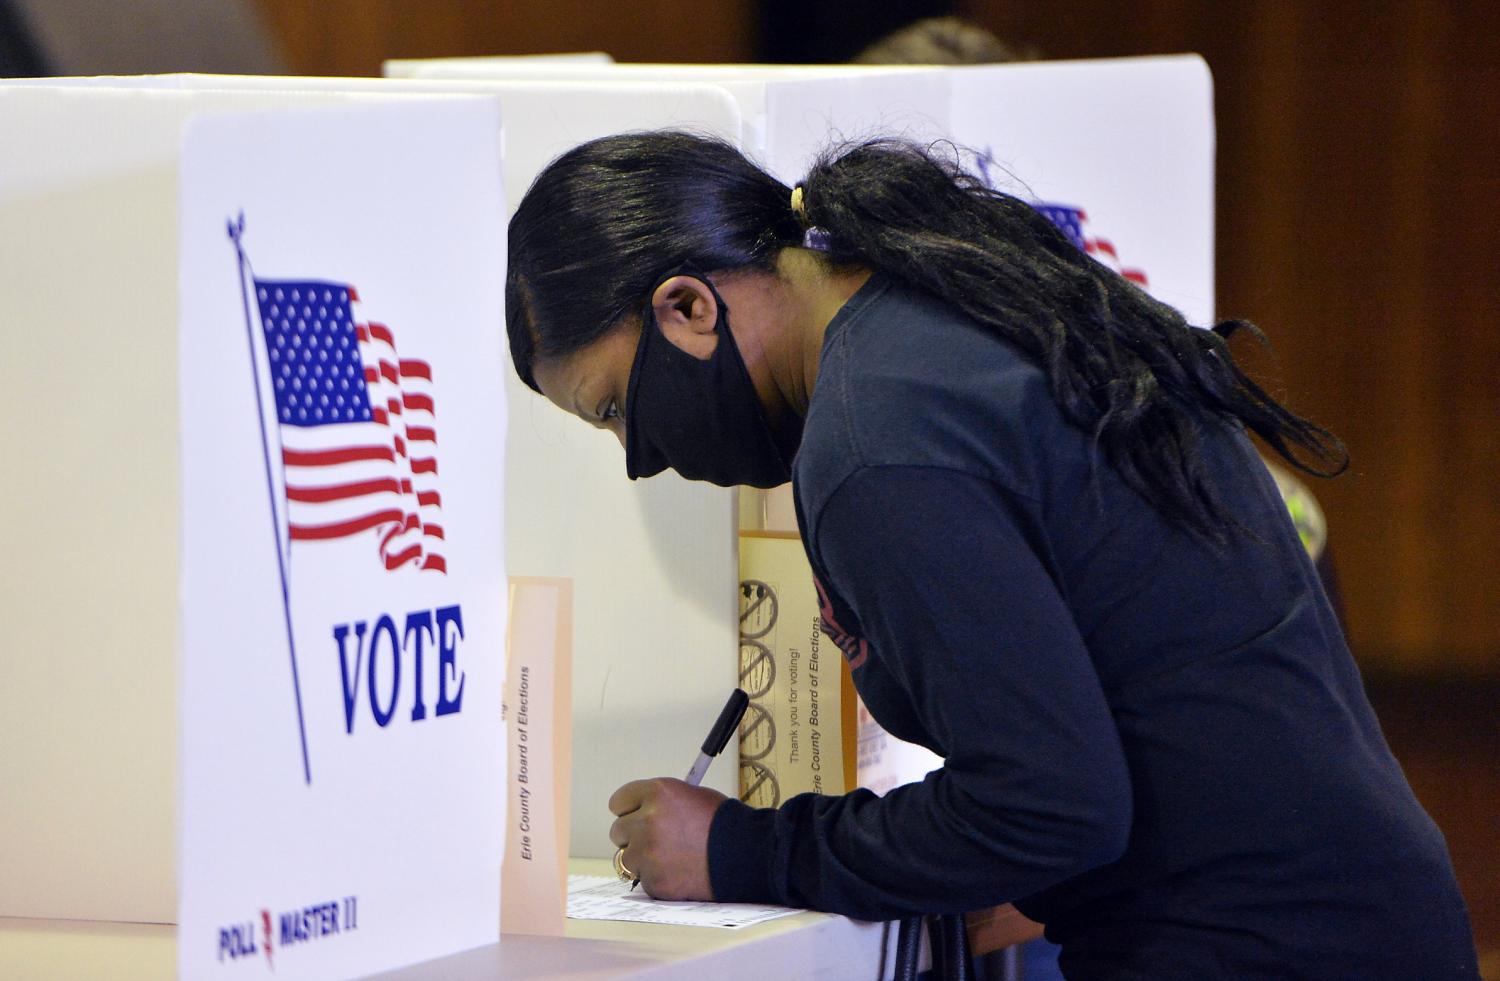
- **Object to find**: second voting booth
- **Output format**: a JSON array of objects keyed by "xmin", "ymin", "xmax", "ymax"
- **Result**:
[{"xmin": 0, "ymin": 55, "xmax": 1214, "ymax": 979}]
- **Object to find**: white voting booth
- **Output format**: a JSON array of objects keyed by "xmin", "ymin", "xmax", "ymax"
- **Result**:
[
  {"xmin": 57, "ymin": 72, "xmax": 756, "ymax": 863},
  {"xmin": 0, "ymin": 84, "xmax": 509, "ymax": 978}
]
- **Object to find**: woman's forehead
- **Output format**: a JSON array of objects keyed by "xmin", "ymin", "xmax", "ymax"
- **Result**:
[{"xmin": 533, "ymin": 318, "xmax": 642, "ymax": 408}]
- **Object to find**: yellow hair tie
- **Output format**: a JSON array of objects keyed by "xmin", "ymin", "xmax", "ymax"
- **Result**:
[{"xmin": 790, "ymin": 186, "xmax": 808, "ymax": 223}]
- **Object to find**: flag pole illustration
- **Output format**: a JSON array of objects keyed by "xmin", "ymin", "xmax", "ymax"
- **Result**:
[
  {"xmin": 229, "ymin": 212, "xmax": 312, "ymax": 785},
  {"xmin": 227, "ymin": 214, "xmax": 449, "ymax": 784}
]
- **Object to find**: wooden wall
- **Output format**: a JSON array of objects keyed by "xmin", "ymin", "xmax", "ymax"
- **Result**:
[
  {"xmin": 252, "ymin": 0, "xmax": 754, "ymax": 77},
  {"xmin": 253, "ymin": 0, "xmax": 1500, "ymax": 677}
]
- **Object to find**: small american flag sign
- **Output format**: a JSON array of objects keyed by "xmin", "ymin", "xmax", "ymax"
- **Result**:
[
  {"xmin": 1033, "ymin": 202, "xmax": 1149, "ymax": 288},
  {"xmin": 253, "ymin": 279, "xmax": 446, "ymax": 574}
]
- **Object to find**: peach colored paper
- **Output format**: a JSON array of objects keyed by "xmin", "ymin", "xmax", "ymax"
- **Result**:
[{"xmin": 501, "ymin": 577, "xmax": 574, "ymax": 936}]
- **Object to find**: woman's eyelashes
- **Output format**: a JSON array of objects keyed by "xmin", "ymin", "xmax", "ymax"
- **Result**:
[{"xmin": 596, "ymin": 396, "xmax": 620, "ymax": 424}]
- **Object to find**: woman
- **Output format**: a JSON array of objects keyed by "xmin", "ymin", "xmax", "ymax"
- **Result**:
[{"xmin": 506, "ymin": 133, "xmax": 1478, "ymax": 979}]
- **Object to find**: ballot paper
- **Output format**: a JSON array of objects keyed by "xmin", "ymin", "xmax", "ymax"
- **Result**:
[{"xmin": 566, "ymin": 876, "xmax": 801, "ymax": 930}]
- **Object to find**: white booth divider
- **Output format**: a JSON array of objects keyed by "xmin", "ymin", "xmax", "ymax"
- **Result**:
[{"xmin": 1, "ymin": 84, "xmax": 510, "ymax": 980}]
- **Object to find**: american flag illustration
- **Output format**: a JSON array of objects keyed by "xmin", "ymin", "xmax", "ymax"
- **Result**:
[
  {"xmin": 1033, "ymin": 202, "xmax": 1149, "ymax": 287},
  {"xmin": 253, "ymin": 279, "xmax": 446, "ymax": 574},
  {"xmin": 971, "ymin": 148, "xmax": 1151, "ymax": 289}
]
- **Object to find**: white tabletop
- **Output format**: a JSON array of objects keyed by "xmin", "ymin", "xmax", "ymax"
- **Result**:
[{"xmin": 0, "ymin": 860, "xmax": 910, "ymax": 981}]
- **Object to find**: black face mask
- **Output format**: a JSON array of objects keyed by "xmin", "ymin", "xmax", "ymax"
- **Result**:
[{"xmin": 624, "ymin": 272, "xmax": 799, "ymax": 488}]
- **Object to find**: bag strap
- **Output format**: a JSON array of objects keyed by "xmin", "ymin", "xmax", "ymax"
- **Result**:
[
  {"xmin": 893, "ymin": 916, "xmax": 923, "ymax": 981},
  {"xmin": 893, "ymin": 914, "xmax": 976, "ymax": 981},
  {"xmin": 932, "ymin": 913, "xmax": 976, "ymax": 981}
]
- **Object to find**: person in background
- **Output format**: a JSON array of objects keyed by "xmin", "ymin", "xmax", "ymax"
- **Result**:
[
  {"xmin": 504, "ymin": 130, "xmax": 1479, "ymax": 979},
  {"xmin": 851, "ymin": 15, "xmax": 1038, "ymax": 65}
]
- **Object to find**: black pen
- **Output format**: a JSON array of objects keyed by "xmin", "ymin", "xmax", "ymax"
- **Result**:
[{"xmin": 632, "ymin": 688, "xmax": 750, "ymax": 891}]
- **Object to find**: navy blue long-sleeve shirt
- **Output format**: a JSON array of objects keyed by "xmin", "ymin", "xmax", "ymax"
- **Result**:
[{"xmin": 708, "ymin": 274, "xmax": 1478, "ymax": 979}]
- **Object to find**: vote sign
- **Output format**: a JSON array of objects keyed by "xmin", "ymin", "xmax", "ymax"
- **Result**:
[{"xmin": 176, "ymin": 100, "xmax": 507, "ymax": 980}]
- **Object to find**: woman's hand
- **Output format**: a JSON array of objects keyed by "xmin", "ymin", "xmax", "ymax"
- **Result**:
[{"xmin": 608, "ymin": 778, "xmax": 726, "ymax": 901}]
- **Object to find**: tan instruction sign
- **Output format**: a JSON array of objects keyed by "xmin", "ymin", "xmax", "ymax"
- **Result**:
[{"xmin": 737, "ymin": 533, "xmax": 855, "ymax": 807}]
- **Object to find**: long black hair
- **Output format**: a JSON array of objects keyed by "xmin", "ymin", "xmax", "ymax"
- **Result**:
[{"xmin": 507, "ymin": 132, "xmax": 1346, "ymax": 541}]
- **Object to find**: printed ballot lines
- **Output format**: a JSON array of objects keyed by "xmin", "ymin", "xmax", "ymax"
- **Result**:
[
  {"xmin": 14, "ymin": 70, "xmax": 750, "ymax": 871},
  {"xmin": 0, "ymin": 84, "xmax": 508, "ymax": 979}
]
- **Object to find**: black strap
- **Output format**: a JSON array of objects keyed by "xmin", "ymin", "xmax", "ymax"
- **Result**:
[
  {"xmin": 893, "ymin": 916, "xmax": 923, "ymax": 981},
  {"xmin": 933, "ymin": 913, "xmax": 976, "ymax": 981},
  {"xmin": 893, "ymin": 914, "xmax": 976, "ymax": 981}
]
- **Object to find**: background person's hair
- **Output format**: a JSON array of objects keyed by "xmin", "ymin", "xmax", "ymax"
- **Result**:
[
  {"xmin": 850, "ymin": 16, "xmax": 1035, "ymax": 66},
  {"xmin": 507, "ymin": 132, "xmax": 1346, "ymax": 542}
]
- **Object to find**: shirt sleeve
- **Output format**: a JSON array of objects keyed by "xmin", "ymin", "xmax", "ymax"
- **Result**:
[{"xmin": 708, "ymin": 464, "xmax": 1133, "ymax": 920}]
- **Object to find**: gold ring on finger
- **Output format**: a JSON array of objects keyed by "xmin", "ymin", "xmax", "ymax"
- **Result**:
[{"xmin": 612, "ymin": 847, "xmax": 634, "ymax": 882}]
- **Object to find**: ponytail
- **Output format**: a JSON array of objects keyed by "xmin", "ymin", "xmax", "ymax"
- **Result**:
[{"xmin": 794, "ymin": 140, "xmax": 1346, "ymax": 542}]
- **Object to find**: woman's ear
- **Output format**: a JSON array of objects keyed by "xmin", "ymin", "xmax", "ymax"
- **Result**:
[{"xmin": 650, "ymin": 275, "xmax": 720, "ymax": 360}]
